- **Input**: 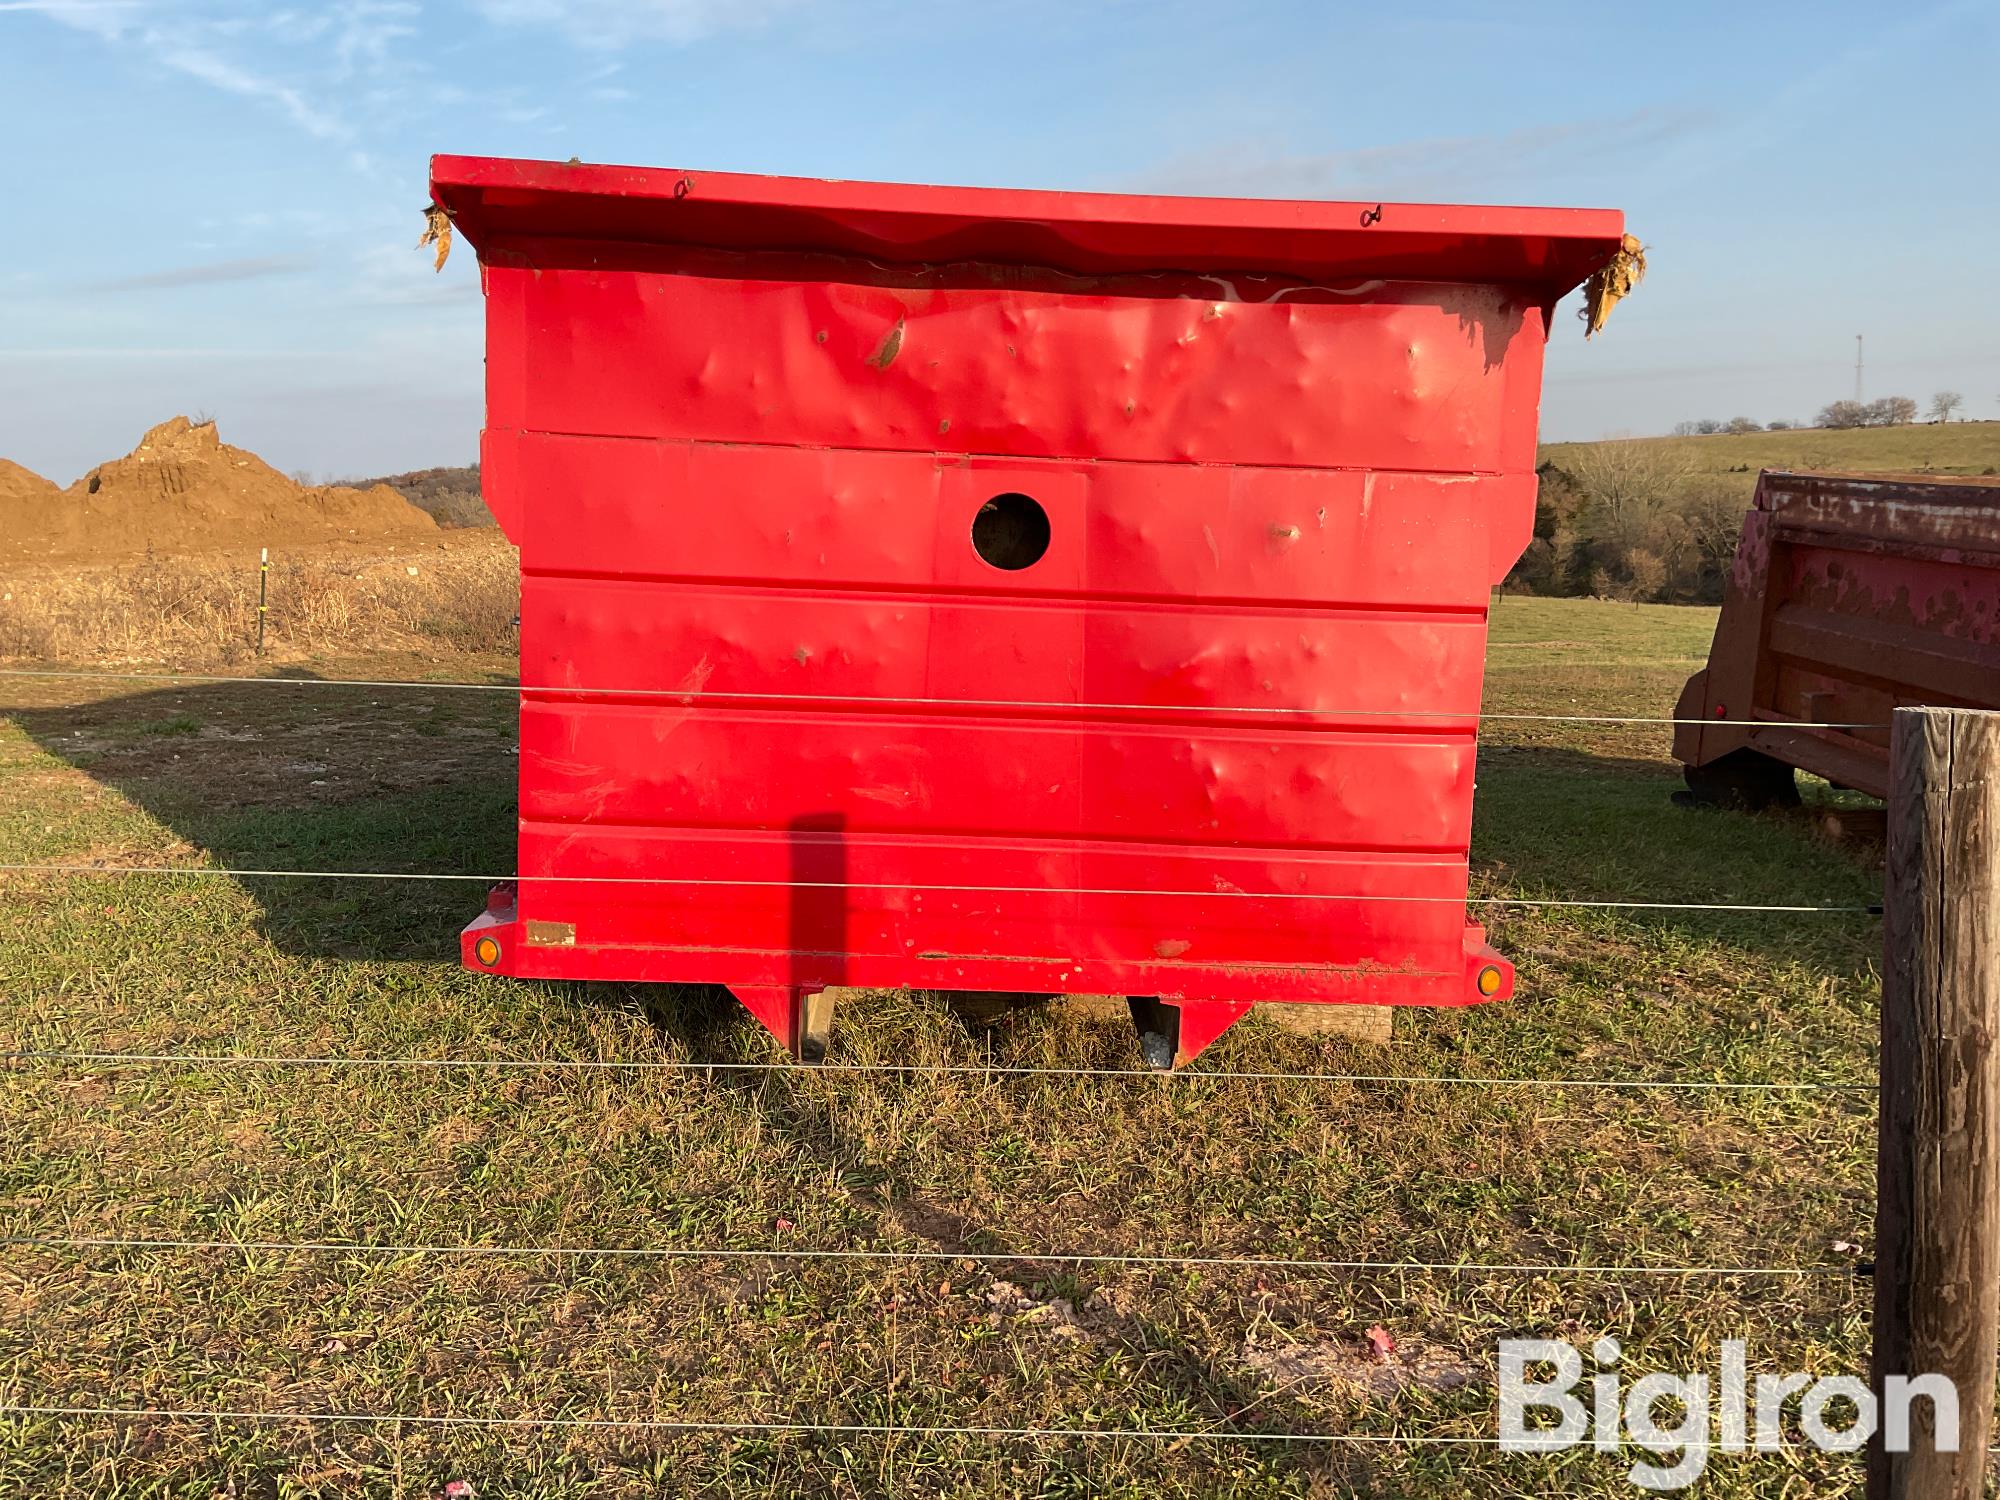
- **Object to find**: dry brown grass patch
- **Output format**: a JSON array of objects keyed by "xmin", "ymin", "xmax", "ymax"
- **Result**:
[{"xmin": 0, "ymin": 540, "xmax": 519, "ymax": 666}]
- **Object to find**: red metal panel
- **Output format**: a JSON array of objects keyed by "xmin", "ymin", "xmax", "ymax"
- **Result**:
[
  {"xmin": 482, "ymin": 250, "xmax": 1547, "ymax": 474},
  {"xmin": 517, "ymin": 704, "xmax": 1472, "ymax": 847},
  {"xmin": 502, "ymin": 826, "xmax": 1477, "ymax": 1005},
  {"xmin": 499, "ymin": 431, "xmax": 1526, "ymax": 608},
  {"xmin": 518, "ymin": 575, "xmax": 1491, "ymax": 729},
  {"xmin": 437, "ymin": 155, "xmax": 1626, "ymax": 1063}
]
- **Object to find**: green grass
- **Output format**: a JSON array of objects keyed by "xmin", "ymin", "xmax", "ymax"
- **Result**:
[
  {"xmin": 0, "ymin": 600, "xmax": 1887, "ymax": 1497},
  {"xmin": 1542, "ymin": 418, "xmax": 2000, "ymax": 500}
]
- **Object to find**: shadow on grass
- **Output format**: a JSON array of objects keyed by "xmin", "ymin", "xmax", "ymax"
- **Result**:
[
  {"xmin": 601, "ymin": 982, "xmax": 1333, "ymax": 1467},
  {"xmin": 6, "ymin": 682, "xmax": 1883, "ymax": 982},
  {"xmin": 6, "ymin": 681, "xmax": 1871, "ymax": 1483},
  {"xmin": 6, "ymin": 679, "xmax": 517, "ymax": 963},
  {"xmin": 0, "ymin": 676, "xmax": 1356, "ymax": 1484}
]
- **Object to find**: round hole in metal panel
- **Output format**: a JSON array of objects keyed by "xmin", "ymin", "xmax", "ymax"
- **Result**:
[{"xmin": 972, "ymin": 492, "xmax": 1050, "ymax": 571}]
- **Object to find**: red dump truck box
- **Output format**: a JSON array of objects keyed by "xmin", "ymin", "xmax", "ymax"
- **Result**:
[
  {"xmin": 432, "ymin": 154, "xmax": 1627, "ymax": 1066},
  {"xmin": 1676, "ymin": 469, "xmax": 2000, "ymax": 807}
]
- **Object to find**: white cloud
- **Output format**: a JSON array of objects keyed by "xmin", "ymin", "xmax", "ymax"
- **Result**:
[
  {"xmin": 23, "ymin": 1, "xmax": 431, "ymax": 148},
  {"xmin": 472, "ymin": 0, "xmax": 795, "ymax": 48},
  {"xmin": 329, "ymin": 1, "xmax": 419, "ymax": 80},
  {"xmin": 11, "ymin": 0, "xmax": 137, "ymax": 39},
  {"xmin": 0, "ymin": 0, "xmax": 137, "ymax": 13},
  {"xmin": 157, "ymin": 39, "xmax": 351, "ymax": 139},
  {"xmin": 1133, "ymin": 110, "xmax": 1710, "ymax": 202},
  {"xmin": 85, "ymin": 255, "xmax": 316, "ymax": 292}
]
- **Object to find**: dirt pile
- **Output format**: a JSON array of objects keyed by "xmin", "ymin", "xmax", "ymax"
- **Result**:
[
  {"xmin": 362, "ymin": 463, "xmax": 491, "ymax": 528},
  {"xmin": 0, "ymin": 458, "xmax": 58, "ymax": 511},
  {"xmin": 1, "ymin": 417, "xmax": 438, "ymax": 563}
]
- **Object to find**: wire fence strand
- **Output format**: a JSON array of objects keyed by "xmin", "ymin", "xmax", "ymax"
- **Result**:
[
  {"xmin": 0, "ymin": 655, "xmax": 1890, "ymax": 1475},
  {"xmin": 6, "ymin": 1234, "xmax": 1857, "ymax": 1278},
  {"xmin": 0, "ymin": 665, "xmax": 1891, "ymax": 731},
  {"xmin": 0, "ymin": 862, "xmax": 1882, "ymax": 914},
  {"xmin": 1, "ymin": 1049, "xmax": 1869, "ymax": 1092}
]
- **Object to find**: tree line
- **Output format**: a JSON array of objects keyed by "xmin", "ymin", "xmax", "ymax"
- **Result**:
[
  {"xmin": 1513, "ymin": 391, "xmax": 1981, "ymax": 604},
  {"xmin": 1509, "ymin": 443, "xmax": 1743, "ymax": 605},
  {"xmin": 1673, "ymin": 391, "xmax": 1964, "ymax": 436}
]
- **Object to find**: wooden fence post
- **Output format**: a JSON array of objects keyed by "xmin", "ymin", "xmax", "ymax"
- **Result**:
[{"xmin": 1870, "ymin": 706, "xmax": 2000, "ymax": 1498}]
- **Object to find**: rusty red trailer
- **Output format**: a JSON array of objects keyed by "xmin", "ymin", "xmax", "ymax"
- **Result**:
[
  {"xmin": 1675, "ymin": 469, "xmax": 2000, "ymax": 807},
  {"xmin": 431, "ymin": 154, "xmax": 1627, "ymax": 1067}
]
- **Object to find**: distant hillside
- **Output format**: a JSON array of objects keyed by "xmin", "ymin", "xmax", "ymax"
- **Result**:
[
  {"xmin": 361, "ymin": 465, "xmax": 491, "ymax": 528},
  {"xmin": 1542, "ymin": 420, "xmax": 2000, "ymax": 499},
  {"xmin": 1520, "ymin": 420, "xmax": 2000, "ymax": 605}
]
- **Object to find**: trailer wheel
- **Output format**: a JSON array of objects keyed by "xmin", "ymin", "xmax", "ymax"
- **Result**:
[{"xmin": 1678, "ymin": 749, "xmax": 1800, "ymax": 812}]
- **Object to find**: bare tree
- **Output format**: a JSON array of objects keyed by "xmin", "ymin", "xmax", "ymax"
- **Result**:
[
  {"xmin": 1531, "ymin": 450, "xmax": 1759, "ymax": 603},
  {"xmin": 1623, "ymin": 547, "xmax": 1668, "ymax": 602},
  {"xmin": 1868, "ymin": 395, "xmax": 1918, "ymax": 426},
  {"xmin": 1818, "ymin": 400, "xmax": 1869, "ymax": 429},
  {"xmin": 1931, "ymin": 390, "xmax": 1965, "ymax": 423},
  {"xmin": 1565, "ymin": 440, "xmax": 1696, "ymax": 532},
  {"xmin": 1724, "ymin": 416, "xmax": 1762, "ymax": 434},
  {"xmin": 1682, "ymin": 479, "xmax": 1750, "ymax": 574}
]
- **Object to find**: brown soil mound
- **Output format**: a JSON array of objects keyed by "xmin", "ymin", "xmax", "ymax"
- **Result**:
[
  {"xmin": 0, "ymin": 458, "xmax": 58, "ymax": 510},
  {"xmin": 1, "ymin": 417, "xmax": 438, "ymax": 563}
]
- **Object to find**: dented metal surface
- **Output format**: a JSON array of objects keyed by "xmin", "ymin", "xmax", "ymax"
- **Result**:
[
  {"xmin": 1677, "ymin": 470, "xmax": 2000, "ymax": 800},
  {"xmin": 432, "ymin": 155, "xmax": 1626, "ymax": 1064}
]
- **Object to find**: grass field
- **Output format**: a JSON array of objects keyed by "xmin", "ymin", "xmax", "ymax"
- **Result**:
[
  {"xmin": 1541, "ymin": 418, "xmax": 2000, "ymax": 498},
  {"xmin": 0, "ymin": 597, "xmax": 1890, "ymax": 1497}
]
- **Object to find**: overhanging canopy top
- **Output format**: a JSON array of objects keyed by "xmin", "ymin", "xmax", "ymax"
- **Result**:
[{"xmin": 430, "ymin": 154, "xmax": 1625, "ymax": 296}]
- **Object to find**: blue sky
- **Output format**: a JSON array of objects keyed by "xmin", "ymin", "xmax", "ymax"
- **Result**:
[{"xmin": 2, "ymin": 0, "xmax": 1994, "ymax": 484}]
